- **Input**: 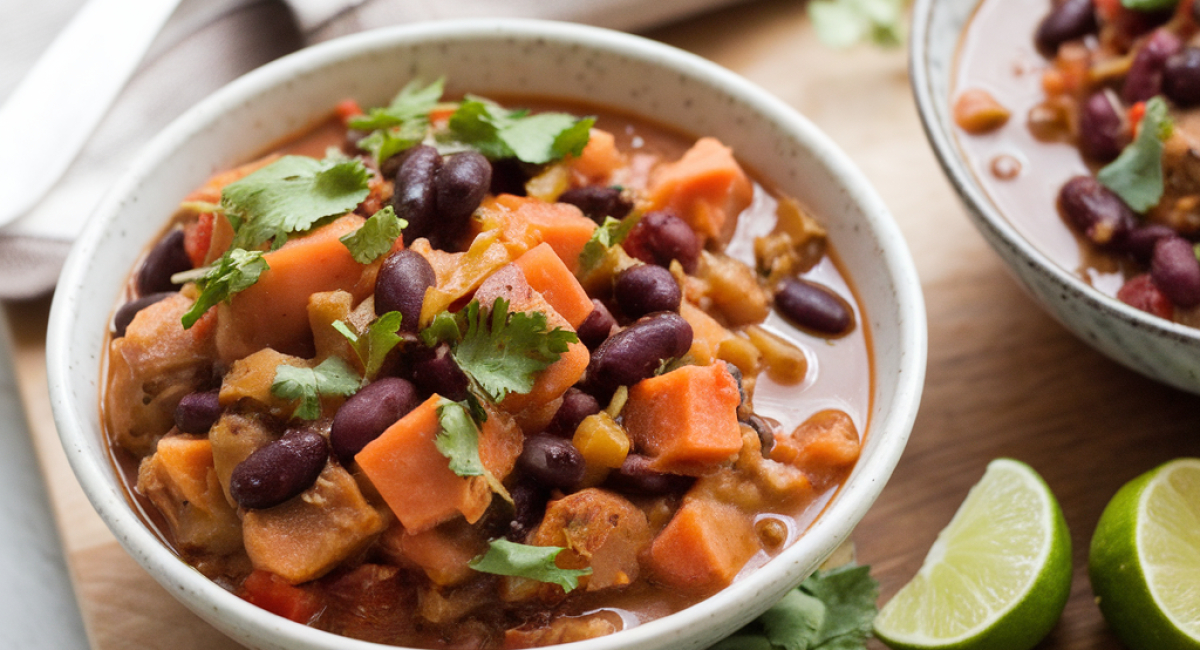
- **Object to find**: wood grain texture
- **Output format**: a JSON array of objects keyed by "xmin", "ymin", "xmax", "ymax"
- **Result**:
[{"xmin": 7, "ymin": 1, "xmax": 1200, "ymax": 649}]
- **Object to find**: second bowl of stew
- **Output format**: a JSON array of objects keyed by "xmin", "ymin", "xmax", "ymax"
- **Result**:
[{"xmin": 48, "ymin": 19, "xmax": 925, "ymax": 650}]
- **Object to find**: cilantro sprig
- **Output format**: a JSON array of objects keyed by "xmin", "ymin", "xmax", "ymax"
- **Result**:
[
  {"xmin": 435, "ymin": 398, "xmax": 486, "ymax": 477},
  {"xmin": 270, "ymin": 357, "xmax": 362, "ymax": 420},
  {"xmin": 712, "ymin": 565, "xmax": 879, "ymax": 650},
  {"xmin": 340, "ymin": 206, "xmax": 407, "ymax": 264},
  {"xmin": 350, "ymin": 78, "xmax": 445, "ymax": 166},
  {"xmin": 1097, "ymin": 95, "xmax": 1173, "ymax": 213},
  {"xmin": 468, "ymin": 539, "xmax": 592, "ymax": 592},
  {"xmin": 578, "ymin": 213, "xmax": 641, "ymax": 275},
  {"xmin": 332, "ymin": 311, "xmax": 404, "ymax": 381},
  {"xmin": 808, "ymin": 0, "xmax": 906, "ymax": 49},
  {"xmin": 179, "ymin": 249, "xmax": 268, "ymax": 329},
  {"xmin": 447, "ymin": 96, "xmax": 594, "ymax": 164}
]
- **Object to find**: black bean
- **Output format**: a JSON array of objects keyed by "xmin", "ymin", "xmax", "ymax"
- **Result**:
[
  {"xmin": 1123, "ymin": 28, "xmax": 1182, "ymax": 104},
  {"xmin": 727, "ymin": 364, "xmax": 748, "ymax": 411},
  {"xmin": 112, "ymin": 292, "xmax": 174, "ymax": 337},
  {"xmin": 506, "ymin": 480, "xmax": 548, "ymax": 542},
  {"xmin": 1151, "ymin": 236, "xmax": 1200, "ymax": 308},
  {"xmin": 614, "ymin": 264, "xmax": 682, "ymax": 318},
  {"xmin": 330, "ymin": 377, "xmax": 421, "ymax": 465},
  {"xmin": 230, "ymin": 428, "xmax": 328, "ymax": 510},
  {"xmin": 605, "ymin": 454, "xmax": 693, "ymax": 496},
  {"xmin": 433, "ymin": 152, "xmax": 492, "ymax": 248},
  {"xmin": 517, "ymin": 434, "xmax": 585, "ymax": 490},
  {"xmin": 394, "ymin": 145, "xmax": 442, "ymax": 243},
  {"xmin": 374, "ymin": 249, "xmax": 436, "ymax": 331},
  {"xmin": 557, "ymin": 186, "xmax": 633, "ymax": 223},
  {"xmin": 1119, "ymin": 223, "xmax": 1176, "ymax": 262},
  {"xmin": 746, "ymin": 414, "xmax": 777, "ymax": 458},
  {"xmin": 577, "ymin": 300, "xmax": 617, "ymax": 350},
  {"xmin": 545, "ymin": 388, "xmax": 601, "ymax": 438},
  {"xmin": 1035, "ymin": 0, "xmax": 1097, "ymax": 56},
  {"xmin": 774, "ymin": 278, "xmax": 854, "ymax": 336},
  {"xmin": 1058, "ymin": 176, "xmax": 1138, "ymax": 248},
  {"xmin": 622, "ymin": 210, "xmax": 702, "ymax": 274},
  {"xmin": 175, "ymin": 390, "xmax": 221, "ymax": 435},
  {"xmin": 587, "ymin": 312, "xmax": 693, "ymax": 398},
  {"xmin": 1164, "ymin": 47, "xmax": 1200, "ymax": 107},
  {"xmin": 136, "ymin": 229, "xmax": 191, "ymax": 295},
  {"xmin": 411, "ymin": 344, "xmax": 470, "ymax": 402},
  {"xmin": 1078, "ymin": 91, "xmax": 1127, "ymax": 163}
]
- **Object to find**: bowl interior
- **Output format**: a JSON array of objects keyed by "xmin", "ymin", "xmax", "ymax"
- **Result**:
[{"xmin": 49, "ymin": 19, "xmax": 925, "ymax": 650}]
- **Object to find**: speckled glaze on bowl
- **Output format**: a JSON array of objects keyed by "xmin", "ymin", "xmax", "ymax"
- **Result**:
[
  {"xmin": 912, "ymin": 0, "xmax": 1200, "ymax": 393},
  {"xmin": 48, "ymin": 19, "xmax": 925, "ymax": 650}
]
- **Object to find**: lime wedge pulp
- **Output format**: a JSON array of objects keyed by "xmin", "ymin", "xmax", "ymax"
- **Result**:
[
  {"xmin": 874, "ymin": 458, "xmax": 1072, "ymax": 650},
  {"xmin": 1089, "ymin": 458, "xmax": 1200, "ymax": 650}
]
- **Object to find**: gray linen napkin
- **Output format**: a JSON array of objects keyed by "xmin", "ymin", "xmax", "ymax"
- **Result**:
[{"xmin": 0, "ymin": 0, "xmax": 748, "ymax": 300}]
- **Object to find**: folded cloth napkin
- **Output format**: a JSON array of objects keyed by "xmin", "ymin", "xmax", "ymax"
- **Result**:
[{"xmin": 0, "ymin": 0, "xmax": 749, "ymax": 300}]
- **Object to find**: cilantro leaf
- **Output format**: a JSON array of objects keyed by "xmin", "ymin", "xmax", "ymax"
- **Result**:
[
  {"xmin": 222, "ymin": 154, "xmax": 371, "ymax": 250},
  {"xmin": 759, "ymin": 589, "xmax": 826, "ymax": 650},
  {"xmin": 340, "ymin": 206, "xmax": 407, "ymax": 263},
  {"xmin": 435, "ymin": 398, "xmax": 485, "ymax": 476},
  {"xmin": 270, "ymin": 357, "xmax": 362, "ymax": 420},
  {"xmin": 1122, "ymin": 0, "xmax": 1176, "ymax": 11},
  {"xmin": 468, "ymin": 539, "xmax": 592, "ymax": 592},
  {"xmin": 578, "ymin": 213, "xmax": 641, "ymax": 274},
  {"xmin": 179, "ymin": 248, "xmax": 268, "ymax": 329},
  {"xmin": 448, "ymin": 96, "xmax": 595, "ymax": 164},
  {"xmin": 451, "ymin": 298, "xmax": 579, "ymax": 402},
  {"xmin": 808, "ymin": 0, "xmax": 906, "ymax": 49},
  {"xmin": 333, "ymin": 311, "xmax": 404, "ymax": 380},
  {"xmin": 1097, "ymin": 95, "xmax": 1172, "ymax": 213},
  {"xmin": 350, "ymin": 79, "xmax": 444, "ymax": 166}
]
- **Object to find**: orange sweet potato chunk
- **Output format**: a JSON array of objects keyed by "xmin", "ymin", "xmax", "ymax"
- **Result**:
[
  {"xmin": 646, "ymin": 498, "xmax": 760, "ymax": 594},
  {"xmin": 622, "ymin": 362, "xmax": 743, "ymax": 475},
  {"xmin": 478, "ymin": 195, "xmax": 597, "ymax": 272},
  {"xmin": 383, "ymin": 520, "xmax": 487, "ymax": 587},
  {"xmin": 770, "ymin": 409, "xmax": 861, "ymax": 490},
  {"xmin": 355, "ymin": 394, "xmax": 491, "ymax": 533},
  {"xmin": 647, "ymin": 137, "xmax": 752, "ymax": 241},
  {"xmin": 513, "ymin": 243, "xmax": 594, "ymax": 329},
  {"xmin": 215, "ymin": 215, "xmax": 371, "ymax": 363},
  {"xmin": 569, "ymin": 128, "xmax": 624, "ymax": 185}
]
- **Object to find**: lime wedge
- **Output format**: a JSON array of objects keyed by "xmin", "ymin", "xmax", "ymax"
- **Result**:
[
  {"xmin": 1089, "ymin": 458, "xmax": 1200, "ymax": 650},
  {"xmin": 874, "ymin": 459, "xmax": 1072, "ymax": 650}
]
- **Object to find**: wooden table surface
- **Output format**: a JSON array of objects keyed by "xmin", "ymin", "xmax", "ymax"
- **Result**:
[{"xmin": 7, "ymin": 1, "xmax": 1200, "ymax": 649}]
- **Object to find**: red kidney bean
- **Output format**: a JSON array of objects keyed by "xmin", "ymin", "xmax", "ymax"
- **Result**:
[
  {"xmin": 622, "ymin": 210, "xmax": 702, "ymax": 274},
  {"xmin": 374, "ymin": 249, "xmax": 436, "ymax": 332},
  {"xmin": 330, "ymin": 377, "xmax": 421, "ymax": 466},
  {"xmin": 1117, "ymin": 273, "xmax": 1174, "ymax": 319},
  {"xmin": 505, "ymin": 480, "xmax": 548, "ymax": 542},
  {"xmin": 393, "ymin": 145, "xmax": 442, "ymax": 243},
  {"xmin": 545, "ymin": 388, "xmax": 601, "ymax": 438},
  {"xmin": 112, "ymin": 291, "xmax": 174, "ymax": 337},
  {"xmin": 1078, "ymin": 91, "xmax": 1127, "ymax": 163},
  {"xmin": 614, "ymin": 264, "xmax": 682, "ymax": 318},
  {"xmin": 230, "ymin": 428, "xmax": 329, "ymax": 510},
  {"xmin": 577, "ymin": 299, "xmax": 617, "ymax": 350},
  {"xmin": 1164, "ymin": 47, "xmax": 1200, "ymax": 107},
  {"xmin": 1035, "ymin": 0, "xmax": 1097, "ymax": 56},
  {"xmin": 1058, "ymin": 176, "xmax": 1137, "ymax": 248},
  {"xmin": 517, "ymin": 434, "xmax": 585, "ymax": 490},
  {"xmin": 175, "ymin": 390, "xmax": 221, "ymax": 434},
  {"xmin": 774, "ymin": 277, "xmax": 854, "ymax": 336},
  {"xmin": 433, "ymin": 152, "xmax": 492, "ymax": 248},
  {"xmin": 1123, "ymin": 28, "xmax": 1182, "ymax": 104},
  {"xmin": 605, "ymin": 454, "xmax": 694, "ymax": 496},
  {"xmin": 1150, "ymin": 236, "xmax": 1200, "ymax": 308},
  {"xmin": 557, "ymin": 186, "xmax": 633, "ymax": 223},
  {"xmin": 411, "ymin": 343, "xmax": 470, "ymax": 402},
  {"xmin": 136, "ymin": 229, "xmax": 191, "ymax": 295},
  {"xmin": 586, "ymin": 312, "xmax": 693, "ymax": 398},
  {"xmin": 488, "ymin": 158, "xmax": 528, "ymax": 197},
  {"xmin": 1119, "ymin": 223, "xmax": 1176, "ymax": 262}
]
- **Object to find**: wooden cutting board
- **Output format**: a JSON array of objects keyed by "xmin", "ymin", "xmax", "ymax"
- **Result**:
[{"xmin": 7, "ymin": 1, "xmax": 1200, "ymax": 648}]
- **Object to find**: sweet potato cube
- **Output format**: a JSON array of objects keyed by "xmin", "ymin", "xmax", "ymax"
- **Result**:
[
  {"xmin": 622, "ymin": 362, "xmax": 743, "ymax": 475},
  {"xmin": 478, "ymin": 195, "xmax": 597, "ymax": 272},
  {"xmin": 647, "ymin": 137, "xmax": 752, "ymax": 241},
  {"xmin": 770, "ymin": 409, "xmax": 861, "ymax": 490},
  {"xmin": 355, "ymin": 394, "xmax": 491, "ymax": 533},
  {"xmin": 647, "ymin": 498, "xmax": 759, "ymax": 593},
  {"xmin": 137, "ymin": 436, "xmax": 243, "ymax": 555},
  {"xmin": 530, "ymin": 488, "xmax": 651, "ymax": 591},
  {"xmin": 568, "ymin": 128, "xmax": 624, "ymax": 185},
  {"xmin": 513, "ymin": 243, "xmax": 594, "ymax": 329},
  {"xmin": 384, "ymin": 520, "xmax": 487, "ymax": 587}
]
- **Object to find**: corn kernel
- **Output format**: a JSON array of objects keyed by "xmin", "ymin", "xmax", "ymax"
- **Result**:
[
  {"xmin": 745, "ymin": 325, "xmax": 808, "ymax": 385},
  {"xmin": 573, "ymin": 412, "xmax": 630, "ymax": 469}
]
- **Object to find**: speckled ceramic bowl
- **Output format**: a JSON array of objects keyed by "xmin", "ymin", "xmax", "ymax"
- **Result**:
[
  {"xmin": 48, "ymin": 19, "xmax": 925, "ymax": 650},
  {"xmin": 912, "ymin": 0, "xmax": 1200, "ymax": 393}
]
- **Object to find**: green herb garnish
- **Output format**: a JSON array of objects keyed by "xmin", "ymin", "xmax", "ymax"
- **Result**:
[
  {"xmin": 332, "ymin": 311, "xmax": 404, "ymax": 381},
  {"xmin": 808, "ymin": 0, "xmax": 906, "ymax": 49},
  {"xmin": 1097, "ymin": 95, "xmax": 1173, "ymax": 213},
  {"xmin": 468, "ymin": 539, "xmax": 592, "ymax": 592},
  {"xmin": 179, "ymin": 248, "xmax": 268, "ymax": 329},
  {"xmin": 270, "ymin": 357, "xmax": 362, "ymax": 420},
  {"xmin": 1121, "ymin": 0, "xmax": 1177, "ymax": 11},
  {"xmin": 578, "ymin": 213, "xmax": 641, "ymax": 275},
  {"xmin": 350, "ymin": 78, "xmax": 445, "ymax": 166},
  {"xmin": 340, "ymin": 206, "xmax": 407, "ymax": 263},
  {"xmin": 434, "ymin": 398, "xmax": 486, "ymax": 477},
  {"xmin": 448, "ymin": 96, "xmax": 594, "ymax": 164}
]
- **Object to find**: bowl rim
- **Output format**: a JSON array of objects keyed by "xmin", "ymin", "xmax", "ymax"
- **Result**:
[
  {"xmin": 909, "ymin": 0, "xmax": 1200, "ymax": 350},
  {"xmin": 48, "ymin": 17, "xmax": 926, "ymax": 650}
]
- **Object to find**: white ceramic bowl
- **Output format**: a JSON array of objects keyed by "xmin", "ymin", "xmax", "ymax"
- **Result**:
[
  {"xmin": 48, "ymin": 19, "xmax": 925, "ymax": 650},
  {"xmin": 912, "ymin": 0, "xmax": 1200, "ymax": 394}
]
